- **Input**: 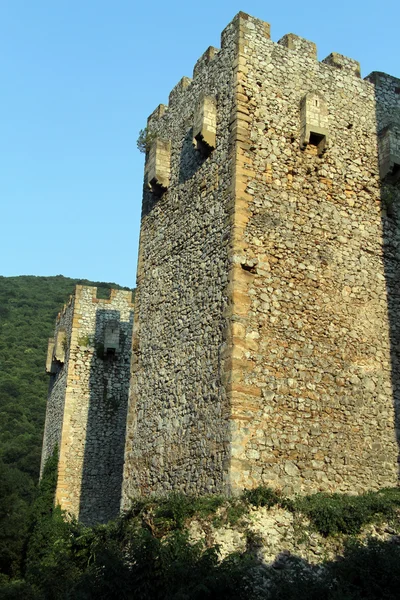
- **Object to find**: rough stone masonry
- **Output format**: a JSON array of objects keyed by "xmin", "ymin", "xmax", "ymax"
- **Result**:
[
  {"xmin": 122, "ymin": 11, "xmax": 400, "ymax": 506},
  {"xmin": 42, "ymin": 286, "xmax": 134, "ymax": 524},
  {"xmin": 41, "ymin": 12, "xmax": 400, "ymax": 524}
]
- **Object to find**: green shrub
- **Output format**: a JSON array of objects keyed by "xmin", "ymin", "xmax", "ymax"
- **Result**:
[
  {"xmin": 294, "ymin": 488, "xmax": 400, "ymax": 537},
  {"xmin": 136, "ymin": 128, "xmax": 156, "ymax": 154},
  {"xmin": 243, "ymin": 486, "xmax": 283, "ymax": 509},
  {"xmin": 149, "ymin": 493, "xmax": 225, "ymax": 533},
  {"xmin": 0, "ymin": 579, "xmax": 39, "ymax": 600},
  {"xmin": 226, "ymin": 500, "xmax": 247, "ymax": 526}
]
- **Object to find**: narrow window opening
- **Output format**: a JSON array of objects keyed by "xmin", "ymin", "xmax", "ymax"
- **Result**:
[
  {"xmin": 395, "ymin": 87, "xmax": 400, "ymax": 94},
  {"xmin": 309, "ymin": 132, "xmax": 325, "ymax": 147},
  {"xmin": 391, "ymin": 163, "xmax": 400, "ymax": 181}
]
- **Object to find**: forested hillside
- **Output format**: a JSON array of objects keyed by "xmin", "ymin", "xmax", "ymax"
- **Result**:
[{"xmin": 0, "ymin": 275, "xmax": 132, "ymax": 577}]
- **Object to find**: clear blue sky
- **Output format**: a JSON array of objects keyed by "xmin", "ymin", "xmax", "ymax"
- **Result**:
[{"xmin": 1, "ymin": 0, "xmax": 398, "ymax": 289}]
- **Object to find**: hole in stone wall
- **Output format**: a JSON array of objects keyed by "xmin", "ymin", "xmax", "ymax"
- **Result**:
[
  {"xmin": 347, "ymin": 123, "xmax": 353, "ymax": 129},
  {"xmin": 150, "ymin": 181, "xmax": 166, "ymax": 197},
  {"xmin": 391, "ymin": 163, "xmax": 400, "ymax": 182},
  {"xmin": 194, "ymin": 135, "xmax": 213, "ymax": 158},
  {"xmin": 395, "ymin": 87, "xmax": 400, "ymax": 94},
  {"xmin": 309, "ymin": 132, "xmax": 325, "ymax": 147},
  {"xmin": 241, "ymin": 263, "xmax": 257, "ymax": 274}
]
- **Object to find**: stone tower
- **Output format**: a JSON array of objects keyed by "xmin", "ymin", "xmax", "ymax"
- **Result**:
[
  {"xmin": 122, "ymin": 12, "xmax": 400, "ymax": 505},
  {"xmin": 42, "ymin": 285, "xmax": 134, "ymax": 524}
]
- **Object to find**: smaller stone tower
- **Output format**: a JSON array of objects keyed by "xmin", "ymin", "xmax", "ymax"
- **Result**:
[{"xmin": 41, "ymin": 285, "xmax": 134, "ymax": 525}]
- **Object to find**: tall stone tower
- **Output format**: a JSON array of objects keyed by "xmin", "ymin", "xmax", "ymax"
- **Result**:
[
  {"xmin": 122, "ymin": 12, "xmax": 400, "ymax": 504},
  {"xmin": 42, "ymin": 286, "xmax": 134, "ymax": 524}
]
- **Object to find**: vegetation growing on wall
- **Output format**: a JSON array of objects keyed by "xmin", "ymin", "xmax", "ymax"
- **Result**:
[{"xmin": 136, "ymin": 127, "xmax": 156, "ymax": 154}]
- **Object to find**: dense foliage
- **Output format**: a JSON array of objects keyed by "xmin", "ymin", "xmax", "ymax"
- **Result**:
[
  {"xmin": 1, "ymin": 478, "xmax": 400, "ymax": 599},
  {"xmin": 0, "ymin": 275, "xmax": 132, "ymax": 578}
]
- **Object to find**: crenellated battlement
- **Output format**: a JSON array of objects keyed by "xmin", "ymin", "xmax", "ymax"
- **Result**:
[
  {"xmin": 193, "ymin": 46, "xmax": 219, "ymax": 79},
  {"xmin": 168, "ymin": 76, "xmax": 192, "ymax": 107},
  {"xmin": 77, "ymin": 285, "xmax": 134, "ymax": 307},
  {"xmin": 365, "ymin": 71, "xmax": 400, "ymax": 103},
  {"xmin": 278, "ymin": 33, "xmax": 317, "ymax": 59},
  {"xmin": 322, "ymin": 52, "xmax": 361, "ymax": 76},
  {"xmin": 147, "ymin": 104, "xmax": 168, "ymax": 128},
  {"xmin": 147, "ymin": 11, "xmax": 396, "ymax": 130},
  {"xmin": 56, "ymin": 293, "xmax": 74, "ymax": 323}
]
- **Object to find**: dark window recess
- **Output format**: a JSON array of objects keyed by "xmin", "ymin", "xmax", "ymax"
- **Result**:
[
  {"xmin": 106, "ymin": 347, "xmax": 116, "ymax": 359},
  {"xmin": 309, "ymin": 132, "xmax": 325, "ymax": 147},
  {"xmin": 392, "ymin": 163, "xmax": 400, "ymax": 180},
  {"xmin": 149, "ymin": 180, "xmax": 166, "ymax": 197},
  {"xmin": 395, "ymin": 87, "xmax": 400, "ymax": 94},
  {"xmin": 241, "ymin": 263, "xmax": 257, "ymax": 274},
  {"xmin": 194, "ymin": 135, "xmax": 213, "ymax": 158}
]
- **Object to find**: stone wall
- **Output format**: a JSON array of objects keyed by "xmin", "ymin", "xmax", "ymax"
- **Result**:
[
  {"xmin": 122, "ymin": 26, "xmax": 241, "ymax": 503},
  {"xmin": 225, "ymin": 14, "xmax": 400, "ymax": 494},
  {"xmin": 41, "ymin": 285, "xmax": 134, "ymax": 524},
  {"xmin": 40, "ymin": 296, "xmax": 74, "ymax": 475},
  {"xmin": 124, "ymin": 11, "xmax": 400, "ymax": 506},
  {"xmin": 188, "ymin": 503, "xmax": 399, "ymax": 567}
]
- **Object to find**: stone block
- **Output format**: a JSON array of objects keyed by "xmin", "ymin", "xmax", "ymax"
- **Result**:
[
  {"xmin": 145, "ymin": 138, "xmax": 171, "ymax": 193},
  {"xmin": 193, "ymin": 94, "xmax": 217, "ymax": 153},
  {"xmin": 278, "ymin": 33, "xmax": 317, "ymax": 59},
  {"xmin": 300, "ymin": 92, "xmax": 329, "ymax": 155},
  {"xmin": 45, "ymin": 338, "xmax": 55, "ymax": 373}
]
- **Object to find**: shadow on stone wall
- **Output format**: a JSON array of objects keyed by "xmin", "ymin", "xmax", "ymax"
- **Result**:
[
  {"xmin": 375, "ymin": 75, "xmax": 400, "ymax": 479},
  {"xmin": 141, "ymin": 132, "xmax": 206, "ymax": 218},
  {"xmin": 79, "ymin": 309, "xmax": 133, "ymax": 525},
  {"xmin": 178, "ymin": 129, "xmax": 205, "ymax": 184}
]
